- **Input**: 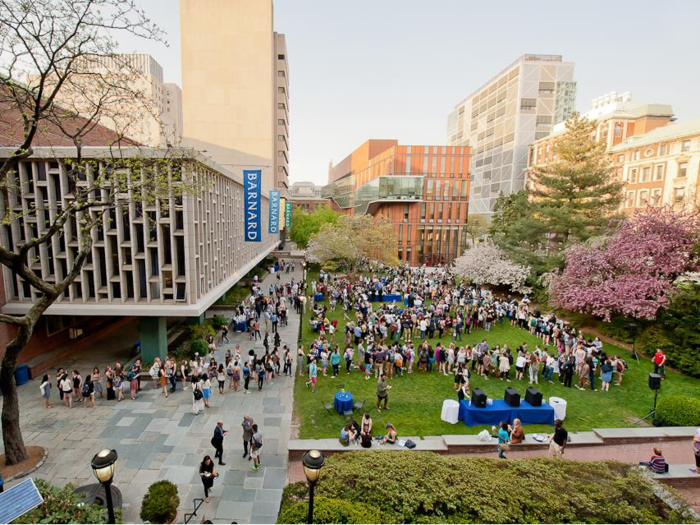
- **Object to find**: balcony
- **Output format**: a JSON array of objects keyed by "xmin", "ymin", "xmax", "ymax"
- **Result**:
[{"xmin": 323, "ymin": 175, "xmax": 424, "ymax": 215}]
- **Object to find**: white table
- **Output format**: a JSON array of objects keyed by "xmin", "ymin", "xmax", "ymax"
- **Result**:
[{"xmin": 441, "ymin": 399, "xmax": 460, "ymax": 424}]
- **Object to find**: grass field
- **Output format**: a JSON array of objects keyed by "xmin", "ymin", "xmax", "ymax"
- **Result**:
[{"xmin": 293, "ymin": 273, "xmax": 700, "ymax": 439}]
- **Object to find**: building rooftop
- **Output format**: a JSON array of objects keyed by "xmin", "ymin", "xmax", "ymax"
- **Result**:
[{"xmin": 610, "ymin": 117, "xmax": 700, "ymax": 151}]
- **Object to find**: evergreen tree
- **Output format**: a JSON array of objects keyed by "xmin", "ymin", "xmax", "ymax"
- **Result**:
[{"xmin": 529, "ymin": 113, "xmax": 624, "ymax": 247}]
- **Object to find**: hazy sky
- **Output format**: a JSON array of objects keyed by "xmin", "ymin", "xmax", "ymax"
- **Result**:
[{"xmin": 122, "ymin": 0, "xmax": 700, "ymax": 186}]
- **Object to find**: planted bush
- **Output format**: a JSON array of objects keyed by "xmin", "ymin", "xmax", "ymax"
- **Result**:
[
  {"xmin": 656, "ymin": 395, "xmax": 700, "ymax": 427},
  {"xmin": 13, "ymin": 479, "xmax": 120, "ymax": 524},
  {"xmin": 278, "ymin": 451, "xmax": 694, "ymax": 524},
  {"xmin": 189, "ymin": 338, "xmax": 209, "ymax": 356},
  {"xmin": 211, "ymin": 315, "xmax": 229, "ymax": 329},
  {"xmin": 277, "ymin": 496, "xmax": 384, "ymax": 524},
  {"xmin": 140, "ymin": 480, "xmax": 179, "ymax": 524}
]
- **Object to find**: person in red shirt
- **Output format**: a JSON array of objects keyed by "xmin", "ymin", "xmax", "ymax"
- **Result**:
[{"xmin": 653, "ymin": 349, "xmax": 667, "ymax": 379}]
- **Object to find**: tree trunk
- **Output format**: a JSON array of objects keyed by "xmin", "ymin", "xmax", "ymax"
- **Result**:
[{"xmin": 1, "ymin": 326, "xmax": 31, "ymax": 465}]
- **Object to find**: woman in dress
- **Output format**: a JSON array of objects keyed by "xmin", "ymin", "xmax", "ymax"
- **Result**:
[
  {"xmin": 129, "ymin": 359, "xmax": 141, "ymax": 400},
  {"xmin": 105, "ymin": 366, "xmax": 116, "ymax": 401},
  {"xmin": 82, "ymin": 374, "xmax": 96, "ymax": 408},
  {"xmin": 113, "ymin": 368, "xmax": 125, "ymax": 402},
  {"xmin": 192, "ymin": 378, "xmax": 205, "ymax": 415},
  {"xmin": 216, "ymin": 364, "xmax": 226, "ymax": 395},
  {"xmin": 40, "ymin": 374, "xmax": 52, "ymax": 408},
  {"xmin": 159, "ymin": 364, "xmax": 169, "ymax": 398},
  {"xmin": 149, "ymin": 357, "xmax": 161, "ymax": 389},
  {"xmin": 232, "ymin": 360, "xmax": 241, "ymax": 392},
  {"xmin": 199, "ymin": 455, "xmax": 217, "ymax": 503},
  {"xmin": 92, "ymin": 367, "xmax": 104, "ymax": 398}
]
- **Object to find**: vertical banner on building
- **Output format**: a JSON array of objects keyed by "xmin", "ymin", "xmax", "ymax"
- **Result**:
[
  {"xmin": 269, "ymin": 190, "xmax": 280, "ymax": 234},
  {"xmin": 285, "ymin": 201, "xmax": 293, "ymax": 228},
  {"xmin": 244, "ymin": 170, "xmax": 261, "ymax": 242},
  {"xmin": 279, "ymin": 198, "xmax": 286, "ymax": 231}
]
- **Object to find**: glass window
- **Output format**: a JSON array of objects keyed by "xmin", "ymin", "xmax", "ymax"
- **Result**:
[
  {"xmin": 660, "ymin": 144, "xmax": 667, "ymax": 156},
  {"xmin": 617, "ymin": 154, "xmax": 625, "ymax": 163},
  {"xmin": 426, "ymin": 179, "xmax": 434, "ymax": 198},
  {"xmin": 435, "ymin": 181, "xmax": 441, "ymax": 199},
  {"xmin": 398, "ymin": 224, "xmax": 403, "ymax": 245},
  {"xmin": 655, "ymin": 165, "xmax": 664, "ymax": 181},
  {"xmin": 678, "ymin": 163, "xmax": 688, "ymax": 178},
  {"xmin": 642, "ymin": 167, "xmax": 651, "ymax": 182},
  {"xmin": 629, "ymin": 169, "xmax": 637, "ymax": 183},
  {"xmin": 626, "ymin": 191, "xmax": 635, "ymax": 208},
  {"xmin": 635, "ymin": 150, "xmax": 641, "ymax": 160},
  {"xmin": 651, "ymin": 188, "xmax": 662, "ymax": 206},
  {"xmin": 682, "ymin": 140, "xmax": 691, "ymax": 152},
  {"xmin": 637, "ymin": 190, "xmax": 649, "ymax": 207},
  {"xmin": 461, "ymin": 180, "xmax": 468, "ymax": 199},
  {"xmin": 420, "ymin": 203, "xmax": 426, "ymax": 221},
  {"xmin": 674, "ymin": 187, "xmax": 685, "ymax": 203},
  {"xmin": 406, "ymin": 225, "xmax": 411, "ymax": 244}
]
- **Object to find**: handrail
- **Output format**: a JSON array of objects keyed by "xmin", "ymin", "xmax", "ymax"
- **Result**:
[{"xmin": 183, "ymin": 498, "xmax": 204, "ymax": 524}]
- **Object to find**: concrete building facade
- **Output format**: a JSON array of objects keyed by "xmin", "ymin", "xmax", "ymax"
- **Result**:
[
  {"xmin": 447, "ymin": 54, "xmax": 576, "ymax": 216},
  {"xmin": 0, "ymin": 146, "xmax": 278, "ymax": 366},
  {"xmin": 180, "ymin": 0, "xmax": 289, "ymax": 196},
  {"xmin": 288, "ymin": 182, "xmax": 328, "ymax": 212},
  {"xmin": 323, "ymin": 140, "xmax": 471, "ymax": 266},
  {"xmin": 44, "ymin": 53, "xmax": 183, "ymax": 147}
]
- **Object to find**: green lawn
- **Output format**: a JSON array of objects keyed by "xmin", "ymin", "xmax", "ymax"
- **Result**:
[{"xmin": 293, "ymin": 274, "xmax": 700, "ymax": 439}]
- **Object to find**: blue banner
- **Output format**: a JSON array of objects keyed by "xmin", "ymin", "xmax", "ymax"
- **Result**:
[
  {"xmin": 269, "ymin": 190, "xmax": 280, "ymax": 234},
  {"xmin": 244, "ymin": 170, "xmax": 261, "ymax": 242}
]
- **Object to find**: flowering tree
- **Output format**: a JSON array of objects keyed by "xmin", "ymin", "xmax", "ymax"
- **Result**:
[
  {"xmin": 551, "ymin": 206, "xmax": 700, "ymax": 320},
  {"xmin": 453, "ymin": 241, "xmax": 531, "ymax": 292}
]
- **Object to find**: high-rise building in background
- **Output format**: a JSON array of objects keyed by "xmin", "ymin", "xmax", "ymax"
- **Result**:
[
  {"xmin": 323, "ymin": 140, "xmax": 470, "ymax": 266},
  {"xmin": 288, "ymin": 181, "xmax": 328, "ymax": 212},
  {"xmin": 41, "ymin": 53, "xmax": 183, "ymax": 147},
  {"xmin": 447, "ymin": 54, "xmax": 576, "ymax": 216},
  {"xmin": 180, "ymin": 0, "xmax": 289, "ymax": 196}
]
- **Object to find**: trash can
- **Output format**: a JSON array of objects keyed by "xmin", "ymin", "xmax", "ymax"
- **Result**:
[
  {"xmin": 14, "ymin": 365, "xmax": 30, "ymax": 386},
  {"xmin": 549, "ymin": 396, "xmax": 567, "ymax": 421}
]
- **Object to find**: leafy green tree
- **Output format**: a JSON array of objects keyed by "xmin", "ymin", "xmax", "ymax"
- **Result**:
[
  {"xmin": 464, "ymin": 213, "xmax": 489, "ymax": 247},
  {"xmin": 529, "ymin": 113, "xmax": 624, "ymax": 247},
  {"xmin": 289, "ymin": 205, "xmax": 338, "ymax": 248}
]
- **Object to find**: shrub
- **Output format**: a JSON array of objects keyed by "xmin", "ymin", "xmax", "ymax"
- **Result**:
[
  {"xmin": 277, "ymin": 497, "xmax": 384, "ymax": 524},
  {"xmin": 656, "ymin": 395, "xmax": 700, "ymax": 427},
  {"xmin": 211, "ymin": 315, "xmax": 229, "ymax": 329},
  {"xmin": 277, "ymin": 451, "xmax": 695, "ymax": 524},
  {"xmin": 140, "ymin": 480, "xmax": 179, "ymax": 524},
  {"xmin": 188, "ymin": 322, "xmax": 215, "ymax": 341},
  {"xmin": 598, "ymin": 316, "xmax": 642, "ymax": 344},
  {"xmin": 189, "ymin": 338, "xmax": 209, "ymax": 356},
  {"xmin": 13, "ymin": 479, "xmax": 120, "ymax": 524},
  {"xmin": 637, "ymin": 324, "xmax": 679, "ymax": 361}
]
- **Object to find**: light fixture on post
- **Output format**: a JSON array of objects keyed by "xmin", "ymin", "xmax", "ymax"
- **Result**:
[
  {"xmin": 302, "ymin": 449, "xmax": 325, "ymax": 524},
  {"xmin": 91, "ymin": 449, "xmax": 118, "ymax": 524}
]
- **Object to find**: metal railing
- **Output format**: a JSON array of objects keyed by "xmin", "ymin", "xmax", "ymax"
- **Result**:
[{"xmin": 184, "ymin": 498, "xmax": 204, "ymax": 524}]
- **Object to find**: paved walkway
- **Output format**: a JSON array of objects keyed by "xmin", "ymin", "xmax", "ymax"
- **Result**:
[{"xmin": 2, "ymin": 265, "xmax": 302, "ymax": 524}]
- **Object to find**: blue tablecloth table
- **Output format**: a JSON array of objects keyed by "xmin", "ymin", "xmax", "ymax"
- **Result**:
[
  {"xmin": 314, "ymin": 293, "xmax": 324, "ymax": 302},
  {"xmin": 235, "ymin": 321, "xmax": 248, "ymax": 332},
  {"xmin": 334, "ymin": 391, "xmax": 354, "ymax": 414},
  {"xmin": 458, "ymin": 399, "xmax": 555, "ymax": 427}
]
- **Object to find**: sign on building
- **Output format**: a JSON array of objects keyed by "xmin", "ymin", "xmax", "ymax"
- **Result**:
[
  {"xmin": 285, "ymin": 201, "xmax": 293, "ymax": 228},
  {"xmin": 269, "ymin": 190, "xmax": 280, "ymax": 234},
  {"xmin": 244, "ymin": 170, "xmax": 261, "ymax": 242}
]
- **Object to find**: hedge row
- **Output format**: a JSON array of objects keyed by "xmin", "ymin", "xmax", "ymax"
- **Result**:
[
  {"xmin": 656, "ymin": 395, "xmax": 700, "ymax": 427},
  {"xmin": 278, "ymin": 452, "xmax": 694, "ymax": 524}
]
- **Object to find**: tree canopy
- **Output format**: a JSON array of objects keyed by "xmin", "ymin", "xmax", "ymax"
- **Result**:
[{"xmin": 288, "ymin": 205, "xmax": 338, "ymax": 248}]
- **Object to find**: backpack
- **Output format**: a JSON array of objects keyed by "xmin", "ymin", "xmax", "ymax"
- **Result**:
[
  {"xmin": 193, "ymin": 387, "xmax": 203, "ymax": 400},
  {"xmin": 253, "ymin": 434, "xmax": 263, "ymax": 449},
  {"xmin": 404, "ymin": 439, "xmax": 417, "ymax": 449},
  {"xmin": 81, "ymin": 382, "xmax": 90, "ymax": 397}
]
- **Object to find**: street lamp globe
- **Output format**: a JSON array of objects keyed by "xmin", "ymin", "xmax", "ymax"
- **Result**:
[
  {"xmin": 302, "ymin": 449, "xmax": 325, "ymax": 484},
  {"xmin": 91, "ymin": 449, "xmax": 118, "ymax": 484}
]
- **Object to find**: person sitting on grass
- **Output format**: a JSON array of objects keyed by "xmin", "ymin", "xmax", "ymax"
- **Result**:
[
  {"xmin": 639, "ymin": 447, "xmax": 667, "ymax": 474},
  {"xmin": 340, "ymin": 423, "xmax": 358, "ymax": 446},
  {"xmin": 379, "ymin": 423, "xmax": 398, "ymax": 445}
]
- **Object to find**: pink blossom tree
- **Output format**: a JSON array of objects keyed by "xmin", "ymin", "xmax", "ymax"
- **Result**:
[{"xmin": 551, "ymin": 206, "xmax": 700, "ymax": 320}]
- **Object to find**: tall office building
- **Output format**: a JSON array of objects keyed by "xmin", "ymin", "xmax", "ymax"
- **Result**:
[
  {"xmin": 41, "ymin": 53, "xmax": 183, "ymax": 147},
  {"xmin": 447, "ymin": 54, "xmax": 576, "ymax": 216},
  {"xmin": 180, "ymin": 0, "xmax": 289, "ymax": 196}
]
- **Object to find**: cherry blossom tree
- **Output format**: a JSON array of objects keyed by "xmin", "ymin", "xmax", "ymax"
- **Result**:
[
  {"xmin": 551, "ymin": 206, "xmax": 700, "ymax": 320},
  {"xmin": 453, "ymin": 241, "xmax": 531, "ymax": 292}
]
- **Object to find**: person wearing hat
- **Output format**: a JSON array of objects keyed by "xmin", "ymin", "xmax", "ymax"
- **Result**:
[{"xmin": 211, "ymin": 420, "xmax": 228, "ymax": 465}]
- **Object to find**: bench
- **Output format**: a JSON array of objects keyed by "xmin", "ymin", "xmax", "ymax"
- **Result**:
[
  {"xmin": 288, "ymin": 437, "xmax": 448, "ymax": 461},
  {"xmin": 442, "ymin": 430, "xmax": 604, "ymax": 454},
  {"xmin": 652, "ymin": 464, "xmax": 700, "ymax": 489},
  {"xmin": 593, "ymin": 427, "xmax": 698, "ymax": 444}
]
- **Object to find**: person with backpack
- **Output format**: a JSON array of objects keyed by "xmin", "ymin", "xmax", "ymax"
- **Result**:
[
  {"xmin": 251, "ymin": 424, "xmax": 263, "ymax": 471},
  {"xmin": 192, "ymin": 378, "xmax": 205, "ymax": 415},
  {"xmin": 82, "ymin": 374, "xmax": 96, "ymax": 408}
]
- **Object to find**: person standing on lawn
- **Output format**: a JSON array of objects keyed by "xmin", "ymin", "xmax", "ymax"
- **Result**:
[
  {"xmin": 653, "ymin": 349, "xmax": 667, "ymax": 380},
  {"xmin": 376, "ymin": 373, "xmax": 391, "ymax": 411}
]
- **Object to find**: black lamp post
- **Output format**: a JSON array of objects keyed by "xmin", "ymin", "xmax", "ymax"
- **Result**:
[
  {"xmin": 91, "ymin": 449, "xmax": 118, "ymax": 524},
  {"xmin": 302, "ymin": 449, "xmax": 325, "ymax": 524}
]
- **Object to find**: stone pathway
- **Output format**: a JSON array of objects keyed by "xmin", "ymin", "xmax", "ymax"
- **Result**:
[{"xmin": 2, "ymin": 265, "xmax": 302, "ymax": 524}]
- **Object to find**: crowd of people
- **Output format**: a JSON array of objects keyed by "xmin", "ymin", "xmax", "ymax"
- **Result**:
[
  {"xmin": 38, "ymin": 259, "xmax": 303, "ymax": 414},
  {"xmin": 299, "ymin": 262, "xmax": 633, "ymax": 406}
]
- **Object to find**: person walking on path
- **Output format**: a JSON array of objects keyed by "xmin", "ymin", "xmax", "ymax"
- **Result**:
[
  {"xmin": 199, "ymin": 455, "xmax": 218, "ymax": 504},
  {"xmin": 192, "ymin": 378, "xmax": 205, "ymax": 415},
  {"xmin": 251, "ymin": 424, "xmax": 263, "ymax": 471},
  {"xmin": 549, "ymin": 419, "xmax": 568, "ymax": 458},
  {"xmin": 376, "ymin": 373, "xmax": 391, "ymax": 411},
  {"xmin": 242, "ymin": 415, "xmax": 254, "ymax": 460},
  {"xmin": 496, "ymin": 421, "xmax": 511, "ymax": 459},
  {"xmin": 211, "ymin": 420, "xmax": 228, "ymax": 465}
]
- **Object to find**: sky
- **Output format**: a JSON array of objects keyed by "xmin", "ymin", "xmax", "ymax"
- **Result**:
[{"xmin": 122, "ymin": 0, "xmax": 700, "ymax": 186}]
